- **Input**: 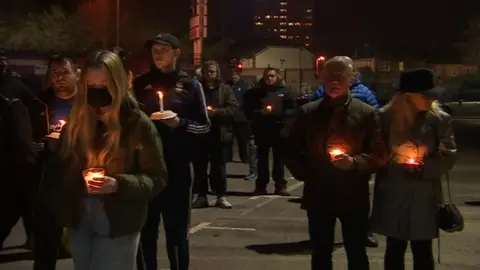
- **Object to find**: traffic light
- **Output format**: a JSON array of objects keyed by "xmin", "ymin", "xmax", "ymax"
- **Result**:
[{"xmin": 235, "ymin": 63, "xmax": 243, "ymax": 73}]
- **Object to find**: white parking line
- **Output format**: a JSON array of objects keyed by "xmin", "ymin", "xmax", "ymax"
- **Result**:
[
  {"xmin": 203, "ymin": 226, "xmax": 256, "ymax": 231},
  {"xmin": 189, "ymin": 222, "xmax": 211, "ymax": 234},
  {"xmin": 240, "ymin": 181, "xmax": 304, "ymax": 216}
]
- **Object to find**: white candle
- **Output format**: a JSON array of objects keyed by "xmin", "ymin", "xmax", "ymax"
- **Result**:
[{"xmin": 158, "ymin": 91, "xmax": 164, "ymax": 112}]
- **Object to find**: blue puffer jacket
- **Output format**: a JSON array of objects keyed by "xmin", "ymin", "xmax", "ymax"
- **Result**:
[{"xmin": 311, "ymin": 79, "xmax": 380, "ymax": 109}]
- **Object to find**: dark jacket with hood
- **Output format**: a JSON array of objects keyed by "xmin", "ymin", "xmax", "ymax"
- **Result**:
[
  {"xmin": 285, "ymin": 95, "xmax": 388, "ymax": 212},
  {"xmin": 202, "ymin": 81, "xmax": 238, "ymax": 143},
  {"xmin": 0, "ymin": 94, "xmax": 35, "ymax": 191},
  {"xmin": 243, "ymin": 79, "xmax": 296, "ymax": 142},
  {"xmin": 0, "ymin": 71, "xmax": 47, "ymax": 141},
  {"xmin": 227, "ymin": 79, "xmax": 249, "ymax": 123}
]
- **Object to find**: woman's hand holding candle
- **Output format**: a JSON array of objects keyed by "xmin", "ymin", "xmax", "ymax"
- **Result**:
[
  {"xmin": 88, "ymin": 175, "xmax": 118, "ymax": 194},
  {"xmin": 82, "ymin": 168, "xmax": 117, "ymax": 194}
]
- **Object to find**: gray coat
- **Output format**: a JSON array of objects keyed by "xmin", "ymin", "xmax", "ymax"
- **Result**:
[{"xmin": 370, "ymin": 106, "xmax": 456, "ymax": 241}]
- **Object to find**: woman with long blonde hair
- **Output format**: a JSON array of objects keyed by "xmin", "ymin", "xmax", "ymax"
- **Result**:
[
  {"xmin": 371, "ymin": 69, "xmax": 457, "ymax": 270},
  {"xmin": 45, "ymin": 50, "xmax": 167, "ymax": 270}
]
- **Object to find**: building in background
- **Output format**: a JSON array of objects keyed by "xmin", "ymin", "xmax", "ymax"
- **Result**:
[
  {"xmin": 233, "ymin": 45, "xmax": 317, "ymax": 93},
  {"xmin": 253, "ymin": 0, "xmax": 313, "ymax": 47}
]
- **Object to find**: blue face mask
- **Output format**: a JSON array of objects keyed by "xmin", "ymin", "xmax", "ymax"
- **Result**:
[{"xmin": 87, "ymin": 86, "xmax": 112, "ymax": 108}]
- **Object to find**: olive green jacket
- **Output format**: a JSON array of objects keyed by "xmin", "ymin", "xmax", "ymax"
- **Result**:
[{"xmin": 43, "ymin": 108, "xmax": 167, "ymax": 237}]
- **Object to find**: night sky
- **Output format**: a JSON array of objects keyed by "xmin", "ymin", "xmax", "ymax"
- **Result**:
[{"xmin": 2, "ymin": 0, "xmax": 479, "ymax": 61}]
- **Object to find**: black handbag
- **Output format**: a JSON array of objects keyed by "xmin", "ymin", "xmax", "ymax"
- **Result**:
[{"xmin": 437, "ymin": 173, "xmax": 464, "ymax": 233}]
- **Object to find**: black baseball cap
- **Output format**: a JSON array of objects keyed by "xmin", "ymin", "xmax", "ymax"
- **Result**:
[
  {"xmin": 144, "ymin": 33, "xmax": 181, "ymax": 49},
  {"xmin": 112, "ymin": 47, "xmax": 131, "ymax": 60}
]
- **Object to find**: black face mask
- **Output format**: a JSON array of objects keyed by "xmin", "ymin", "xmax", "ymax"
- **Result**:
[{"xmin": 87, "ymin": 86, "xmax": 112, "ymax": 108}]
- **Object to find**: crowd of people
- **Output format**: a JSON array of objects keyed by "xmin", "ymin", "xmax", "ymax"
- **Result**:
[{"xmin": 0, "ymin": 32, "xmax": 457, "ymax": 270}]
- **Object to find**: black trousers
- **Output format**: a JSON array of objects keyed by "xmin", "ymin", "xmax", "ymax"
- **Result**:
[
  {"xmin": 256, "ymin": 137, "xmax": 286, "ymax": 190},
  {"xmin": 384, "ymin": 238, "xmax": 434, "ymax": 270},
  {"xmin": 33, "ymin": 204, "xmax": 63, "ymax": 270},
  {"xmin": 193, "ymin": 140, "xmax": 229, "ymax": 197},
  {"xmin": 307, "ymin": 207, "xmax": 370, "ymax": 270},
  {"xmin": 0, "ymin": 178, "xmax": 35, "ymax": 246},
  {"xmin": 231, "ymin": 122, "xmax": 249, "ymax": 163},
  {"xmin": 137, "ymin": 160, "xmax": 192, "ymax": 270}
]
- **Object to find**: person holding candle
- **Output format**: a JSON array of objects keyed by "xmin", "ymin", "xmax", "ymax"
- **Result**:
[
  {"xmin": 370, "ymin": 69, "xmax": 457, "ymax": 270},
  {"xmin": 285, "ymin": 56, "xmax": 388, "ymax": 270},
  {"xmin": 191, "ymin": 60, "xmax": 238, "ymax": 209},
  {"xmin": 42, "ymin": 50, "xmax": 167, "ymax": 270},
  {"xmin": 134, "ymin": 33, "xmax": 210, "ymax": 270},
  {"xmin": 33, "ymin": 54, "xmax": 78, "ymax": 270},
  {"xmin": 243, "ymin": 67, "xmax": 297, "ymax": 196}
]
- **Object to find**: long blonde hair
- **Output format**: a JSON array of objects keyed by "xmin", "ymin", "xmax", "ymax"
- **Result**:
[
  {"xmin": 62, "ymin": 50, "xmax": 137, "ymax": 167},
  {"xmin": 385, "ymin": 92, "xmax": 443, "ymax": 147}
]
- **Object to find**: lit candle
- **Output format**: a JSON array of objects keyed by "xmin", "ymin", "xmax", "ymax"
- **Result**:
[
  {"xmin": 59, "ymin": 119, "xmax": 66, "ymax": 129},
  {"xmin": 266, "ymin": 105, "xmax": 272, "ymax": 111},
  {"xmin": 158, "ymin": 91, "xmax": 164, "ymax": 112},
  {"xmin": 82, "ymin": 168, "xmax": 105, "ymax": 192},
  {"xmin": 405, "ymin": 157, "xmax": 420, "ymax": 166},
  {"xmin": 329, "ymin": 148, "xmax": 345, "ymax": 159}
]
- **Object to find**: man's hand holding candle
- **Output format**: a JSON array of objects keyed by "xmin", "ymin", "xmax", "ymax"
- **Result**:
[
  {"xmin": 331, "ymin": 153, "xmax": 356, "ymax": 171},
  {"xmin": 403, "ymin": 157, "xmax": 423, "ymax": 174},
  {"xmin": 265, "ymin": 105, "xmax": 272, "ymax": 113},
  {"xmin": 207, "ymin": 105, "xmax": 215, "ymax": 117},
  {"xmin": 160, "ymin": 116, "xmax": 180, "ymax": 128}
]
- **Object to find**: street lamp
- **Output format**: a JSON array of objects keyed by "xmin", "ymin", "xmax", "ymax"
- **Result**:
[{"xmin": 116, "ymin": 0, "xmax": 120, "ymax": 46}]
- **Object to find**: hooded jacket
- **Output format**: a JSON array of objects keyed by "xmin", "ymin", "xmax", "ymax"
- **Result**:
[{"xmin": 312, "ymin": 78, "xmax": 379, "ymax": 109}]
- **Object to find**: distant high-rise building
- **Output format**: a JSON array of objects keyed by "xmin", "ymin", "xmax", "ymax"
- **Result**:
[{"xmin": 253, "ymin": 0, "xmax": 313, "ymax": 47}]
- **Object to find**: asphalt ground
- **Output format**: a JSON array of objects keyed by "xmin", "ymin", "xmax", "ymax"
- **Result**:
[{"xmin": 1, "ymin": 117, "xmax": 480, "ymax": 270}]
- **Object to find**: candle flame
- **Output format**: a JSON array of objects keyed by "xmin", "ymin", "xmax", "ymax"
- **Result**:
[
  {"xmin": 329, "ymin": 149, "xmax": 344, "ymax": 156},
  {"xmin": 158, "ymin": 91, "xmax": 163, "ymax": 98},
  {"xmin": 266, "ymin": 105, "xmax": 272, "ymax": 110},
  {"xmin": 408, "ymin": 158, "xmax": 416, "ymax": 164},
  {"xmin": 59, "ymin": 119, "xmax": 66, "ymax": 127},
  {"xmin": 207, "ymin": 105, "xmax": 213, "ymax": 110}
]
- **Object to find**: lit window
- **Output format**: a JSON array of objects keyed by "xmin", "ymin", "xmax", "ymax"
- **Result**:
[
  {"xmin": 280, "ymin": 35, "xmax": 287, "ymax": 39},
  {"xmin": 280, "ymin": 15, "xmax": 287, "ymax": 19},
  {"xmin": 305, "ymin": 36, "xmax": 310, "ymax": 39},
  {"xmin": 274, "ymin": 29, "xmax": 278, "ymax": 32},
  {"xmin": 288, "ymin": 22, "xmax": 293, "ymax": 26},
  {"xmin": 255, "ymin": 22, "xmax": 263, "ymax": 25},
  {"xmin": 265, "ymin": 15, "xmax": 271, "ymax": 18},
  {"xmin": 287, "ymin": 36, "xmax": 293, "ymax": 39},
  {"xmin": 280, "ymin": 22, "xmax": 286, "ymax": 25},
  {"xmin": 306, "ymin": 9, "xmax": 312, "ymax": 13},
  {"xmin": 280, "ymin": 1, "xmax": 287, "ymax": 5},
  {"xmin": 279, "ymin": 28, "xmax": 287, "ymax": 32},
  {"xmin": 295, "ymin": 22, "xmax": 301, "ymax": 26},
  {"xmin": 273, "ymin": 15, "xmax": 278, "ymax": 18},
  {"xmin": 280, "ymin": 9, "xmax": 287, "ymax": 12},
  {"xmin": 305, "ymin": 43, "xmax": 310, "ymax": 46}
]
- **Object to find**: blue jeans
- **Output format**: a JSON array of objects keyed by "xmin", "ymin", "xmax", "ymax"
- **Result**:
[{"xmin": 68, "ymin": 197, "xmax": 140, "ymax": 270}]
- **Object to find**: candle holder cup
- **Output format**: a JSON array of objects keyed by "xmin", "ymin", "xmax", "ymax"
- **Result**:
[{"xmin": 82, "ymin": 168, "xmax": 105, "ymax": 193}]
